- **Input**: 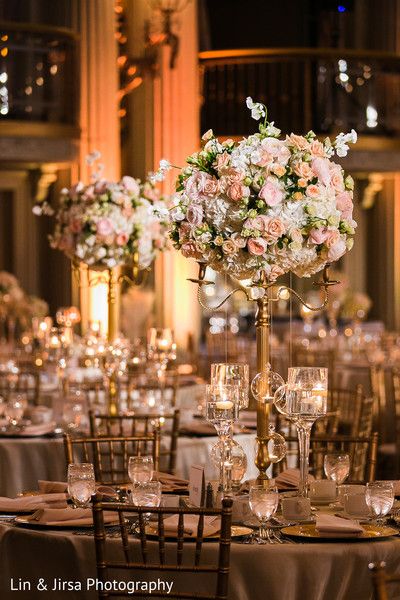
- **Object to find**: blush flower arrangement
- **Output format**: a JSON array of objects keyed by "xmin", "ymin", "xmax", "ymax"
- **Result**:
[
  {"xmin": 33, "ymin": 152, "xmax": 170, "ymax": 270},
  {"xmin": 168, "ymin": 98, "xmax": 357, "ymax": 283}
]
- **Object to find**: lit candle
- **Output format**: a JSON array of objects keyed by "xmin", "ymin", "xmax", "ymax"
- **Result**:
[{"xmin": 215, "ymin": 400, "xmax": 233, "ymax": 410}]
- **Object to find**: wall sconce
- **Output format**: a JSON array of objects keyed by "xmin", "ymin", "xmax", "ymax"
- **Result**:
[{"xmin": 115, "ymin": 0, "xmax": 191, "ymax": 110}]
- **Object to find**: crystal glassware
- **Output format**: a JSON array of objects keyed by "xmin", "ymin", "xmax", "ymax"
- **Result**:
[
  {"xmin": 248, "ymin": 483, "xmax": 279, "ymax": 544},
  {"xmin": 4, "ymin": 396, "xmax": 25, "ymax": 428},
  {"xmin": 274, "ymin": 367, "xmax": 328, "ymax": 497},
  {"xmin": 365, "ymin": 481, "xmax": 394, "ymax": 524},
  {"xmin": 324, "ymin": 453, "xmax": 350, "ymax": 486},
  {"xmin": 131, "ymin": 480, "xmax": 162, "ymax": 529},
  {"xmin": 62, "ymin": 397, "xmax": 84, "ymax": 431},
  {"xmin": 128, "ymin": 456, "xmax": 154, "ymax": 485},
  {"xmin": 147, "ymin": 328, "xmax": 176, "ymax": 384},
  {"xmin": 67, "ymin": 463, "xmax": 96, "ymax": 508},
  {"xmin": 210, "ymin": 363, "xmax": 249, "ymax": 409},
  {"xmin": 206, "ymin": 383, "xmax": 239, "ymax": 496}
]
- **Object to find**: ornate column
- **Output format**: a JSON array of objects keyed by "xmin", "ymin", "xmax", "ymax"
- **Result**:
[
  {"xmin": 78, "ymin": 0, "xmax": 121, "ymax": 335},
  {"xmin": 125, "ymin": 1, "xmax": 201, "ymax": 351}
]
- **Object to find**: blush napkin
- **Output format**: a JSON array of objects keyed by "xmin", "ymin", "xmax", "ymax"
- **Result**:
[
  {"xmin": 315, "ymin": 513, "xmax": 363, "ymax": 536},
  {"xmin": 0, "ymin": 493, "xmax": 67, "ymax": 513},
  {"xmin": 162, "ymin": 514, "xmax": 221, "ymax": 537}
]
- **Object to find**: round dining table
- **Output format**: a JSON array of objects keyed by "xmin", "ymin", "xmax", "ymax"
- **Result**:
[{"xmin": 0, "ymin": 520, "xmax": 399, "ymax": 600}]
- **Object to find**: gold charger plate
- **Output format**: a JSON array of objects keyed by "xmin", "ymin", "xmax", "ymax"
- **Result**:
[
  {"xmin": 281, "ymin": 523, "xmax": 399, "ymax": 542},
  {"xmin": 145, "ymin": 525, "xmax": 252, "ymax": 541},
  {"xmin": 14, "ymin": 514, "xmax": 118, "ymax": 529}
]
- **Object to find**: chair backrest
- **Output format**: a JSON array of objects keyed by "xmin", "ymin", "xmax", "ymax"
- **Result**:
[
  {"xmin": 369, "ymin": 561, "xmax": 400, "ymax": 600},
  {"xmin": 92, "ymin": 495, "xmax": 233, "ymax": 599},
  {"xmin": 89, "ymin": 410, "xmax": 180, "ymax": 474},
  {"xmin": 125, "ymin": 372, "xmax": 179, "ymax": 410},
  {"xmin": 291, "ymin": 345, "xmax": 336, "ymax": 384},
  {"xmin": 63, "ymin": 431, "xmax": 160, "ymax": 485},
  {"xmin": 328, "ymin": 385, "xmax": 374, "ymax": 437},
  {"xmin": 280, "ymin": 432, "xmax": 378, "ymax": 482}
]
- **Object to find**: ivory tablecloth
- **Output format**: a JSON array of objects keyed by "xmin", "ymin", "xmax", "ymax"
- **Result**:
[{"xmin": 0, "ymin": 522, "xmax": 399, "ymax": 600}]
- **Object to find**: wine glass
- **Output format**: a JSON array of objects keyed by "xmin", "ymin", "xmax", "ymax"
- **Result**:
[
  {"xmin": 210, "ymin": 363, "xmax": 249, "ymax": 409},
  {"xmin": 128, "ymin": 456, "xmax": 154, "ymax": 485},
  {"xmin": 67, "ymin": 463, "xmax": 96, "ymax": 508},
  {"xmin": 365, "ymin": 481, "xmax": 394, "ymax": 525},
  {"xmin": 324, "ymin": 453, "xmax": 350, "ymax": 486},
  {"xmin": 4, "ymin": 396, "xmax": 25, "ymax": 428},
  {"xmin": 147, "ymin": 328, "xmax": 176, "ymax": 385},
  {"xmin": 274, "ymin": 367, "xmax": 328, "ymax": 497},
  {"xmin": 248, "ymin": 484, "xmax": 279, "ymax": 544},
  {"xmin": 63, "ymin": 398, "xmax": 84, "ymax": 431}
]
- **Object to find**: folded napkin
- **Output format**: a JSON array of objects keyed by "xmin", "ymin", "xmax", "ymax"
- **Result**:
[
  {"xmin": 0, "ymin": 493, "xmax": 67, "ymax": 513},
  {"xmin": 275, "ymin": 468, "xmax": 315, "ymax": 489},
  {"xmin": 38, "ymin": 480, "xmax": 119, "ymax": 500},
  {"xmin": 26, "ymin": 506, "xmax": 118, "ymax": 526},
  {"xmin": 162, "ymin": 514, "xmax": 220, "ymax": 537},
  {"xmin": 315, "ymin": 513, "xmax": 363, "ymax": 536},
  {"xmin": 153, "ymin": 471, "xmax": 189, "ymax": 491}
]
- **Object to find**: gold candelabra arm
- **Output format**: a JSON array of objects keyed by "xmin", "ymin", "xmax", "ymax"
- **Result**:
[{"xmin": 196, "ymin": 285, "xmax": 249, "ymax": 311}]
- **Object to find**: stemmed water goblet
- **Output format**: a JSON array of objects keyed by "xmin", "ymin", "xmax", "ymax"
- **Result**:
[
  {"xmin": 248, "ymin": 484, "xmax": 279, "ymax": 544},
  {"xmin": 206, "ymin": 383, "xmax": 239, "ymax": 496},
  {"xmin": 67, "ymin": 463, "xmax": 96, "ymax": 509},
  {"xmin": 131, "ymin": 480, "xmax": 162, "ymax": 531},
  {"xmin": 365, "ymin": 481, "xmax": 394, "ymax": 525},
  {"xmin": 147, "ymin": 328, "xmax": 176, "ymax": 389},
  {"xmin": 274, "ymin": 367, "xmax": 328, "ymax": 497},
  {"xmin": 324, "ymin": 453, "xmax": 350, "ymax": 498}
]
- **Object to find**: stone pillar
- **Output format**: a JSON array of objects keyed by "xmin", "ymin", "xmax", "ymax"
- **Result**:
[
  {"xmin": 125, "ymin": 1, "xmax": 201, "ymax": 351},
  {"xmin": 78, "ymin": 0, "xmax": 121, "ymax": 334}
]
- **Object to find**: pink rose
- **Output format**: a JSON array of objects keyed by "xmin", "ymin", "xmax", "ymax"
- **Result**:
[
  {"xmin": 325, "ymin": 230, "xmax": 340, "ymax": 249},
  {"xmin": 262, "ymin": 138, "xmax": 291, "ymax": 164},
  {"xmin": 309, "ymin": 227, "xmax": 329, "ymax": 245},
  {"xmin": 96, "ymin": 218, "xmax": 114, "ymax": 237},
  {"xmin": 329, "ymin": 165, "xmax": 345, "ymax": 192},
  {"xmin": 202, "ymin": 176, "xmax": 220, "ymax": 197},
  {"xmin": 306, "ymin": 185, "xmax": 320, "ymax": 198},
  {"xmin": 116, "ymin": 232, "xmax": 129, "ymax": 246},
  {"xmin": 122, "ymin": 204, "xmax": 133, "ymax": 218},
  {"xmin": 186, "ymin": 204, "xmax": 204, "ymax": 226},
  {"xmin": 259, "ymin": 180, "xmax": 284, "ymax": 206},
  {"xmin": 293, "ymin": 162, "xmax": 313, "ymax": 179},
  {"xmin": 70, "ymin": 218, "xmax": 82, "ymax": 234},
  {"xmin": 287, "ymin": 134, "xmax": 310, "ymax": 150},
  {"xmin": 311, "ymin": 158, "xmax": 331, "ymax": 186},
  {"xmin": 227, "ymin": 183, "xmax": 248, "ymax": 202},
  {"xmin": 247, "ymin": 237, "xmax": 267, "ymax": 256},
  {"xmin": 310, "ymin": 140, "xmax": 325, "ymax": 157},
  {"xmin": 142, "ymin": 182, "xmax": 159, "ymax": 202},
  {"xmin": 181, "ymin": 241, "xmax": 202, "ymax": 259},
  {"xmin": 231, "ymin": 232, "xmax": 247, "ymax": 248},
  {"xmin": 94, "ymin": 180, "xmax": 108, "ymax": 194},
  {"xmin": 327, "ymin": 239, "xmax": 347, "ymax": 262},
  {"xmin": 215, "ymin": 152, "xmax": 231, "ymax": 172},
  {"xmin": 266, "ymin": 264, "xmax": 285, "ymax": 281},
  {"xmin": 222, "ymin": 240, "xmax": 237, "ymax": 255},
  {"xmin": 226, "ymin": 168, "xmax": 245, "ymax": 184},
  {"xmin": 336, "ymin": 191, "xmax": 353, "ymax": 220},
  {"xmin": 121, "ymin": 176, "xmax": 140, "ymax": 196},
  {"xmin": 58, "ymin": 233, "xmax": 74, "ymax": 252},
  {"xmin": 263, "ymin": 217, "xmax": 286, "ymax": 240},
  {"xmin": 252, "ymin": 149, "xmax": 273, "ymax": 168}
]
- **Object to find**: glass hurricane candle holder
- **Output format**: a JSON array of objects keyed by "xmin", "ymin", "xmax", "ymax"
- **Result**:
[
  {"xmin": 274, "ymin": 367, "xmax": 328, "ymax": 497},
  {"xmin": 210, "ymin": 363, "xmax": 249, "ymax": 409},
  {"xmin": 206, "ymin": 383, "xmax": 239, "ymax": 497}
]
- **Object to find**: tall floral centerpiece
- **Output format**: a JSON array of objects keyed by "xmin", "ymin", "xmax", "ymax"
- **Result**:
[
  {"xmin": 33, "ymin": 153, "xmax": 170, "ymax": 341},
  {"xmin": 167, "ymin": 98, "xmax": 357, "ymax": 482}
]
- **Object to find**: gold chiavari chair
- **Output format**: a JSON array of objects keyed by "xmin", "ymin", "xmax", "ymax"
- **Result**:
[
  {"xmin": 92, "ymin": 495, "xmax": 233, "ymax": 600},
  {"xmin": 125, "ymin": 369, "xmax": 180, "ymax": 411},
  {"xmin": 291, "ymin": 344, "xmax": 336, "ymax": 385},
  {"xmin": 369, "ymin": 562, "xmax": 400, "ymax": 600},
  {"xmin": 0, "ymin": 366, "xmax": 40, "ymax": 404},
  {"xmin": 89, "ymin": 409, "xmax": 180, "ymax": 475},
  {"xmin": 328, "ymin": 385, "xmax": 374, "ymax": 437},
  {"xmin": 63, "ymin": 432, "xmax": 160, "ymax": 485},
  {"xmin": 66, "ymin": 380, "xmax": 109, "ymax": 410},
  {"xmin": 277, "ymin": 433, "xmax": 378, "ymax": 482}
]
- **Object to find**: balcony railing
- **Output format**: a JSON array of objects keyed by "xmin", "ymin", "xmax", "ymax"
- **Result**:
[
  {"xmin": 0, "ymin": 21, "xmax": 79, "ymax": 126},
  {"xmin": 199, "ymin": 48, "xmax": 400, "ymax": 138}
]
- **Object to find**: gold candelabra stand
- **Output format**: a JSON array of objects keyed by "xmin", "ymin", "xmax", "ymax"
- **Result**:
[
  {"xmin": 72, "ymin": 254, "xmax": 149, "ymax": 342},
  {"xmin": 188, "ymin": 262, "xmax": 337, "ymax": 484},
  {"xmin": 72, "ymin": 255, "xmax": 149, "ymax": 415}
]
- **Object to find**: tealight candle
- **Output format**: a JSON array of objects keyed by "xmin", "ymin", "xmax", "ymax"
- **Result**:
[{"xmin": 215, "ymin": 400, "xmax": 233, "ymax": 410}]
